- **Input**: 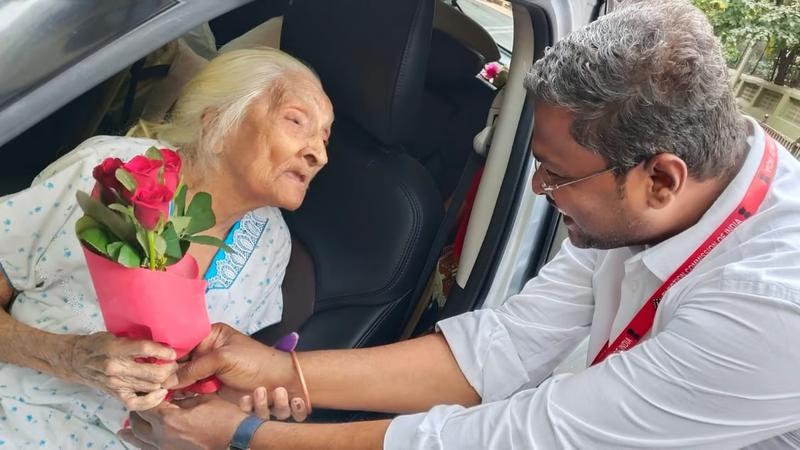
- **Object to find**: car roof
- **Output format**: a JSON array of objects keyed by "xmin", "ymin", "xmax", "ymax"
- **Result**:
[{"xmin": 0, "ymin": 0, "xmax": 254, "ymax": 148}]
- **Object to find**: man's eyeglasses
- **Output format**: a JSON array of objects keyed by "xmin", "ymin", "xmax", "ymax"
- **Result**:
[{"xmin": 534, "ymin": 159, "xmax": 615, "ymax": 194}]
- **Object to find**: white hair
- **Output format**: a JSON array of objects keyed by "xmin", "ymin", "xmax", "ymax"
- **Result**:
[{"xmin": 129, "ymin": 47, "xmax": 320, "ymax": 174}]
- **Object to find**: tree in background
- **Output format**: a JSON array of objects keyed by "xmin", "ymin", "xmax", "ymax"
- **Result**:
[{"xmin": 692, "ymin": 0, "xmax": 800, "ymax": 87}]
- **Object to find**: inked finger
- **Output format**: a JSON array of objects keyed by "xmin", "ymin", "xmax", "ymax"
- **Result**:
[
  {"xmin": 253, "ymin": 387, "xmax": 270, "ymax": 420},
  {"xmin": 290, "ymin": 397, "xmax": 309, "ymax": 422},
  {"xmin": 270, "ymin": 387, "xmax": 290, "ymax": 420}
]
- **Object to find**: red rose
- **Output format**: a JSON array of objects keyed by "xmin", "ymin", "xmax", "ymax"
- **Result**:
[
  {"xmin": 92, "ymin": 158, "xmax": 125, "ymax": 204},
  {"xmin": 159, "ymin": 148, "xmax": 182, "ymax": 192},
  {"xmin": 123, "ymin": 155, "xmax": 164, "ymax": 192},
  {"xmin": 131, "ymin": 184, "xmax": 174, "ymax": 230}
]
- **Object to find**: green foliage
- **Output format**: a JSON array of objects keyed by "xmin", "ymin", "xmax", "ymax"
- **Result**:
[
  {"xmin": 692, "ymin": 0, "xmax": 800, "ymax": 84},
  {"xmin": 185, "ymin": 235, "xmax": 232, "ymax": 253},
  {"xmin": 115, "ymin": 168, "xmax": 137, "ymax": 192},
  {"xmin": 174, "ymin": 184, "xmax": 187, "ymax": 217},
  {"xmin": 184, "ymin": 192, "xmax": 216, "ymax": 235},
  {"xmin": 75, "ymin": 191, "xmax": 137, "ymax": 244}
]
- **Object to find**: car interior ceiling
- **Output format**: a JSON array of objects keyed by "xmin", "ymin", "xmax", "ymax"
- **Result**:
[{"xmin": 0, "ymin": 0, "xmax": 500, "ymax": 356}]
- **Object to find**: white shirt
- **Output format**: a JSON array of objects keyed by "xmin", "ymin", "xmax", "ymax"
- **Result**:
[{"xmin": 385, "ymin": 118, "xmax": 800, "ymax": 449}]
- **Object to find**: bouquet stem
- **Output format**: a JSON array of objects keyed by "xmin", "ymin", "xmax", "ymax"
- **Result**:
[{"xmin": 147, "ymin": 230, "xmax": 156, "ymax": 270}]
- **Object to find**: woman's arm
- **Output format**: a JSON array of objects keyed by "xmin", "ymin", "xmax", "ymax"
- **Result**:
[
  {"xmin": 0, "ymin": 273, "xmax": 179, "ymax": 410},
  {"xmin": 0, "ymin": 273, "xmax": 74, "ymax": 376}
]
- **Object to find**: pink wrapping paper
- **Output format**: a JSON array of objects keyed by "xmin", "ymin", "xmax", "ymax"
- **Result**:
[
  {"xmin": 83, "ymin": 247, "xmax": 209, "ymax": 358},
  {"xmin": 82, "ymin": 247, "xmax": 221, "ymax": 395}
]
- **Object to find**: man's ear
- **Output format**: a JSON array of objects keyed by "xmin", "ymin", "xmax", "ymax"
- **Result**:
[
  {"xmin": 200, "ymin": 108, "xmax": 223, "ymax": 155},
  {"xmin": 644, "ymin": 153, "xmax": 688, "ymax": 209}
]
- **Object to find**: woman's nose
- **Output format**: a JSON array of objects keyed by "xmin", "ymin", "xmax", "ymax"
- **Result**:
[{"xmin": 304, "ymin": 139, "xmax": 328, "ymax": 167}]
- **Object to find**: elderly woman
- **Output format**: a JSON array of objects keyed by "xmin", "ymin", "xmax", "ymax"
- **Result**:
[{"xmin": 0, "ymin": 47, "xmax": 332, "ymax": 447}]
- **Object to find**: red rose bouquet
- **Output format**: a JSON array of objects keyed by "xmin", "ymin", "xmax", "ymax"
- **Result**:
[{"xmin": 75, "ymin": 146, "xmax": 227, "ymax": 392}]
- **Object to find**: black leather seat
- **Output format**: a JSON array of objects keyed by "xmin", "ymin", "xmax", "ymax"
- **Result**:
[{"xmin": 253, "ymin": 0, "xmax": 443, "ymax": 351}]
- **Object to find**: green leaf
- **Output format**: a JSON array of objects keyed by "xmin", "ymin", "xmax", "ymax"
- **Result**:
[
  {"xmin": 108, "ymin": 203, "xmax": 134, "ymax": 220},
  {"xmin": 145, "ymin": 146, "xmax": 163, "ymax": 161},
  {"xmin": 174, "ymin": 184, "xmax": 187, "ymax": 217},
  {"xmin": 115, "ymin": 168, "xmax": 137, "ymax": 192},
  {"xmin": 170, "ymin": 216, "xmax": 192, "ymax": 236},
  {"xmin": 75, "ymin": 191, "xmax": 137, "ymax": 244},
  {"xmin": 136, "ymin": 228, "xmax": 150, "ymax": 259},
  {"xmin": 185, "ymin": 234, "xmax": 232, "ymax": 252},
  {"xmin": 116, "ymin": 243, "xmax": 142, "ymax": 268},
  {"xmin": 106, "ymin": 241, "xmax": 124, "ymax": 259},
  {"xmin": 185, "ymin": 192, "xmax": 216, "ymax": 235},
  {"xmin": 154, "ymin": 234, "xmax": 167, "ymax": 256},
  {"xmin": 79, "ymin": 227, "xmax": 111, "ymax": 255},
  {"xmin": 161, "ymin": 223, "xmax": 183, "ymax": 259},
  {"xmin": 75, "ymin": 216, "xmax": 101, "ymax": 235}
]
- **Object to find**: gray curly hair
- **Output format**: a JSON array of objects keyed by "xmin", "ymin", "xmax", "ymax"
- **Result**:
[{"xmin": 525, "ymin": 0, "xmax": 747, "ymax": 180}]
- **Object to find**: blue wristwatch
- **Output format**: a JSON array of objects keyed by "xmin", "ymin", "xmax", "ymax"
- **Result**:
[{"xmin": 228, "ymin": 415, "xmax": 266, "ymax": 450}]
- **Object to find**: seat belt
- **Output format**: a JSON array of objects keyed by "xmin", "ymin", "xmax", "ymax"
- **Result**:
[
  {"xmin": 400, "ymin": 149, "xmax": 483, "ymax": 340},
  {"xmin": 400, "ymin": 89, "xmax": 504, "ymax": 340},
  {"xmin": 119, "ymin": 59, "xmax": 171, "ymax": 129}
]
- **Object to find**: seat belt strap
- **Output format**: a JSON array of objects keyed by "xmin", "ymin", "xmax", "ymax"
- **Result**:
[{"xmin": 400, "ymin": 149, "xmax": 483, "ymax": 340}]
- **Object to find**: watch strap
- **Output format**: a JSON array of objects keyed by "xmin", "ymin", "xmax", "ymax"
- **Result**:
[{"xmin": 229, "ymin": 415, "xmax": 265, "ymax": 450}]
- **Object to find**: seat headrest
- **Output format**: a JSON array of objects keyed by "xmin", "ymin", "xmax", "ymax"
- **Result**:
[
  {"xmin": 281, "ymin": 0, "xmax": 434, "ymax": 146},
  {"xmin": 426, "ymin": 29, "xmax": 485, "ymax": 86}
]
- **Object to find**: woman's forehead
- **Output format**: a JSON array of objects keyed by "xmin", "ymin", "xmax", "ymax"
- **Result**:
[{"xmin": 283, "ymin": 80, "xmax": 332, "ymax": 114}]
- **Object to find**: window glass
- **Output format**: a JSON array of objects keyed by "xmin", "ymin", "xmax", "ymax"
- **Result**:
[
  {"xmin": 0, "ymin": 0, "xmax": 177, "ymax": 110},
  {"xmin": 454, "ymin": 0, "xmax": 513, "ymax": 53}
]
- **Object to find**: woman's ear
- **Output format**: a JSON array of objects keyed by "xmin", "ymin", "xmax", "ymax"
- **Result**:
[
  {"xmin": 200, "ymin": 108, "xmax": 224, "ymax": 155},
  {"xmin": 644, "ymin": 153, "xmax": 688, "ymax": 209}
]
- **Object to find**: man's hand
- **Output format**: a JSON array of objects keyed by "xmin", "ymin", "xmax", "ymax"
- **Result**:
[
  {"xmin": 120, "ymin": 395, "xmax": 246, "ymax": 450},
  {"xmin": 176, "ymin": 323, "xmax": 295, "ymax": 393}
]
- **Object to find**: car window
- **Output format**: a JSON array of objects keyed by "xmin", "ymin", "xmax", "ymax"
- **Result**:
[
  {"xmin": 0, "ymin": 0, "xmax": 177, "ymax": 111},
  {"xmin": 451, "ymin": 0, "xmax": 513, "ymax": 55}
]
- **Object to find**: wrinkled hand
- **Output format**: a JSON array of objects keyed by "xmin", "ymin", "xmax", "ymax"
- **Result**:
[
  {"xmin": 65, "ymin": 332, "xmax": 178, "ymax": 411},
  {"xmin": 234, "ymin": 386, "xmax": 308, "ymax": 422},
  {"xmin": 120, "ymin": 395, "xmax": 247, "ymax": 450}
]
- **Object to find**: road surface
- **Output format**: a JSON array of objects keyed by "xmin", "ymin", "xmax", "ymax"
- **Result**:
[{"xmin": 458, "ymin": 0, "xmax": 513, "ymax": 52}]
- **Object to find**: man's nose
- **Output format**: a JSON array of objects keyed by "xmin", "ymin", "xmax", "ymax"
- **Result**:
[{"xmin": 531, "ymin": 170, "xmax": 546, "ymax": 196}]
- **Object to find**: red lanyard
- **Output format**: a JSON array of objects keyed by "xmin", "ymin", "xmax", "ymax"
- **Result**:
[{"xmin": 591, "ymin": 135, "xmax": 778, "ymax": 366}]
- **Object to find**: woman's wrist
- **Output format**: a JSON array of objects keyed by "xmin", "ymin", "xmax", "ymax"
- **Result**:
[
  {"xmin": 2, "ymin": 315, "xmax": 78, "ymax": 381},
  {"xmin": 48, "ymin": 332, "xmax": 81, "ymax": 381}
]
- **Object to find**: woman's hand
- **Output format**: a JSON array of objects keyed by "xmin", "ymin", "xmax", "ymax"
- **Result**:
[{"xmin": 64, "ymin": 332, "xmax": 178, "ymax": 410}]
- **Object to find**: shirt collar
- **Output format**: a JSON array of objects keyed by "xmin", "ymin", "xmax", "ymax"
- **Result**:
[{"xmin": 640, "ymin": 116, "xmax": 765, "ymax": 281}]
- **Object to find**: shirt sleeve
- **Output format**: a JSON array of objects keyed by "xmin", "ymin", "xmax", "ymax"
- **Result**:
[
  {"xmin": 436, "ymin": 239, "xmax": 597, "ymax": 403},
  {"xmin": 0, "ymin": 144, "xmax": 99, "ymax": 291},
  {"xmin": 386, "ymin": 277, "xmax": 800, "ymax": 449}
]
